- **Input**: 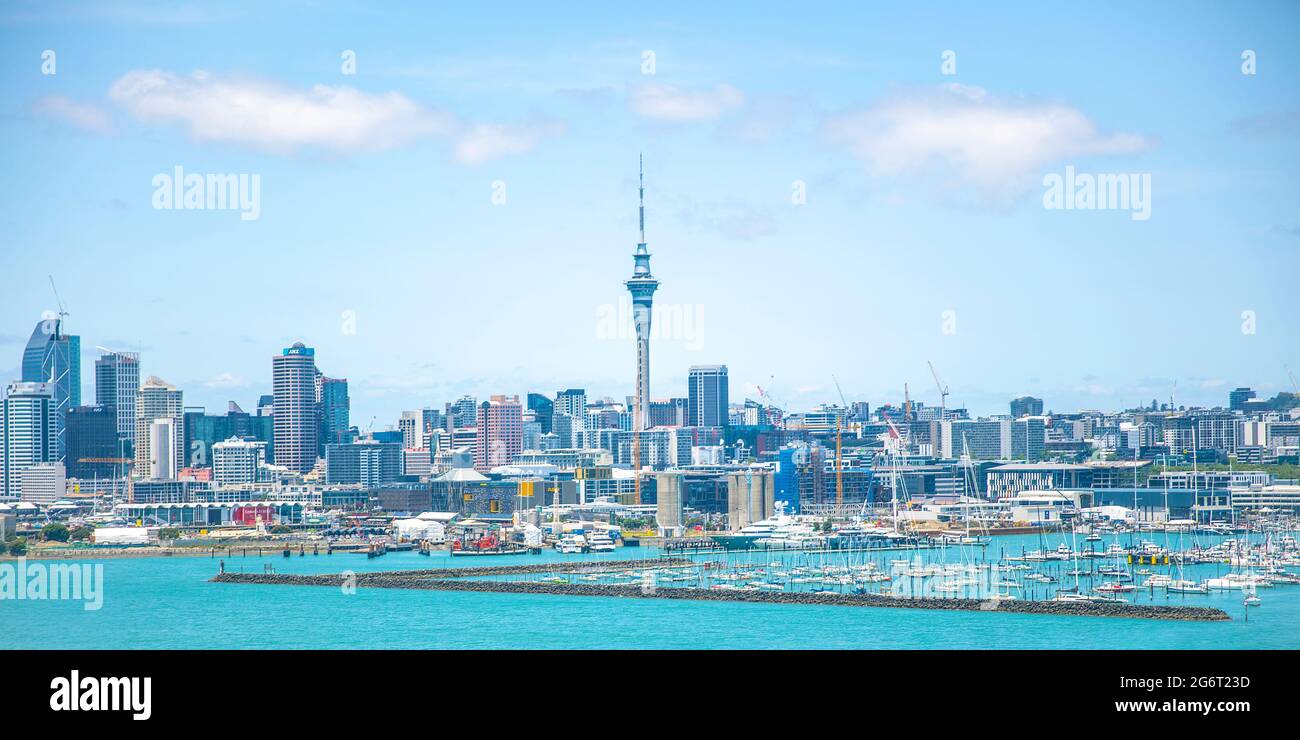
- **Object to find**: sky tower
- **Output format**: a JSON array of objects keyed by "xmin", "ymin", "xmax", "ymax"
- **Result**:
[{"xmin": 625, "ymin": 155, "xmax": 659, "ymax": 438}]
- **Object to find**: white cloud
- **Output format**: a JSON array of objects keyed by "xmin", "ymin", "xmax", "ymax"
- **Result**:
[
  {"xmin": 103, "ymin": 69, "xmax": 563, "ymax": 161},
  {"xmin": 630, "ymin": 82, "xmax": 744, "ymax": 122},
  {"xmin": 825, "ymin": 84, "xmax": 1152, "ymax": 194},
  {"xmin": 205, "ymin": 372, "xmax": 248, "ymax": 390},
  {"xmin": 108, "ymin": 69, "xmax": 456, "ymax": 154},
  {"xmin": 32, "ymin": 95, "xmax": 114, "ymax": 133},
  {"xmin": 453, "ymin": 118, "xmax": 567, "ymax": 166}
]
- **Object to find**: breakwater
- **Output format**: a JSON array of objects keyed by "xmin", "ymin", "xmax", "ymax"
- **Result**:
[
  {"xmin": 210, "ymin": 568, "xmax": 1230, "ymax": 621},
  {"xmin": 215, "ymin": 557, "xmax": 694, "ymax": 583}
]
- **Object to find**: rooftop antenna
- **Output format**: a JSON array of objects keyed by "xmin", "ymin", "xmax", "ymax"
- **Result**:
[{"xmin": 638, "ymin": 152, "xmax": 646, "ymax": 245}]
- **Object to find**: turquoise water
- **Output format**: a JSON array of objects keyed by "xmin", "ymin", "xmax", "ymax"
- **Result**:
[{"xmin": 3, "ymin": 533, "xmax": 1297, "ymax": 649}]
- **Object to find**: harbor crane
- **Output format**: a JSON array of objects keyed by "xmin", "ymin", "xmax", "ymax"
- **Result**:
[{"xmin": 927, "ymin": 361, "xmax": 949, "ymax": 419}]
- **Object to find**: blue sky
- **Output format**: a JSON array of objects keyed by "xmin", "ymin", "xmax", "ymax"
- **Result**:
[{"xmin": 1, "ymin": 0, "xmax": 1298, "ymax": 427}]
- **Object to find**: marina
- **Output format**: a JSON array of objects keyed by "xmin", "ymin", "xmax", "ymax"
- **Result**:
[{"xmin": 7, "ymin": 528, "xmax": 1297, "ymax": 649}]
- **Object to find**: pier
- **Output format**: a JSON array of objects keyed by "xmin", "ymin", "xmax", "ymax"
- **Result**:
[{"xmin": 210, "ymin": 562, "xmax": 1230, "ymax": 621}]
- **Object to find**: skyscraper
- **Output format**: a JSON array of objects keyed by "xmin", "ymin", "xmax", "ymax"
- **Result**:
[
  {"xmin": 399, "ymin": 410, "xmax": 422, "ymax": 449},
  {"xmin": 134, "ymin": 376, "xmax": 183, "ymax": 479},
  {"xmin": 688, "ymin": 365, "xmax": 729, "ymax": 428},
  {"xmin": 526, "ymin": 393, "xmax": 554, "ymax": 434},
  {"xmin": 65, "ymin": 405, "xmax": 121, "ymax": 480},
  {"xmin": 21, "ymin": 318, "xmax": 80, "ymax": 462},
  {"xmin": 317, "ymin": 375, "xmax": 350, "ymax": 453},
  {"xmin": 448, "ymin": 395, "xmax": 478, "ymax": 429},
  {"xmin": 274, "ymin": 343, "xmax": 320, "ymax": 474},
  {"xmin": 555, "ymin": 388, "xmax": 587, "ymax": 423},
  {"xmin": 95, "ymin": 349, "xmax": 140, "ymax": 449},
  {"xmin": 2, "ymin": 381, "xmax": 54, "ymax": 500},
  {"xmin": 475, "ymin": 395, "xmax": 522, "ymax": 471},
  {"xmin": 625, "ymin": 156, "xmax": 659, "ymax": 434}
]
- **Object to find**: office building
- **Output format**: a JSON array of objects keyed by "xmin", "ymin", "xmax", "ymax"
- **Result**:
[
  {"xmin": 273, "ymin": 343, "xmax": 319, "ymax": 474},
  {"xmin": 65, "ymin": 405, "xmax": 122, "ymax": 480},
  {"xmin": 2, "ymin": 382, "xmax": 55, "ymax": 500},
  {"xmin": 688, "ymin": 365, "xmax": 729, "ymax": 428},
  {"xmin": 526, "ymin": 393, "xmax": 554, "ymax": 434},
  {"xmin": 183, "ymin": 402, "xmax": 274, "ymax": 468},
  {"xmin": 20, "ymin": 462, "xmax": 65, "ymax": 505},
  {"xmin": 21, "ymin": 318, "xmax": 80, "ymax": 461},
  {"xmin": 326, "ymin": 441, "xmax": 402, "ymax": 487},
  {"xmin": 95, "ymin": 349, "xmax": 140, "ymax": 448}
]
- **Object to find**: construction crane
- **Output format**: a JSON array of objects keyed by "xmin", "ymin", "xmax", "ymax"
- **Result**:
[
  {"xmin": 927, "ymin": 361, "xmax": 949, "ymax": 419},
  {"xmin": 47, "ymin": 275, "xmax": 69, "ymax": 337},
  {"xmin": 903, "ymin": 382, "xmax": 912, "ymax": 423},
  {"xmin": 1287, "ymin": 365, "xmax": 1299, "ymax": 395},
  {"xmin": 832, "ymin": 375, "xmax": 848, "ymax": 507}
]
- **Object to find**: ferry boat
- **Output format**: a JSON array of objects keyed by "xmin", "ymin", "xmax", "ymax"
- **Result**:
[
  {"xmin": 586, "ymin": 532, "xmax": 616, "ymax": 553},
  {"xmin": 555, "ymin": 534, "xmax": 587, "ymax": 554}
]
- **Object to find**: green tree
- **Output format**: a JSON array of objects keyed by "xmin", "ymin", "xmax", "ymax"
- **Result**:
[
  {"xmin": 41, "ymin": 523, "xmax": 70, "ymax": 542},
  {"xmin": 269, "ymin": 525, "xmax": 293, "ymax": 535},
  {"xmin": 70, "ymin": 526, "xmax": 93, "ymax": 541},
  {"xmin": 7, "ymin": 538, "xmax": 27, "ymax": 556},
  {"xmin": 159, "ymin": 527, "xmax": 181, "ymax": 540}
]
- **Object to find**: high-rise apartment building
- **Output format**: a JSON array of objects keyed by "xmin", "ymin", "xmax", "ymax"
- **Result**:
[
  {"xmin": 1010, "ymin": 396, "xmax": 1044, "ymax": 418},
  {"xmin": 316, "ymin": 375, "xmax": 350, "ymax": 453},
  {"xmin": 212, "ymin": 437, "xmax": 267, "ymax": 486},
  {"xmin": 149, "ymin": 417, "xmax": 178, "ymax": 480},
  {"xmin": 134, "ymin": 377, "xmax": 183, "ymax": 479},
  {"xmin": 475, "ymin": 395, "xmax": 522, "ymax": 471}
]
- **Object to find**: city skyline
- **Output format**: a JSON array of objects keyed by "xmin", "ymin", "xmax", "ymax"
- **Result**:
[{"xmin": 3, "ymin": 1, "xmax": 1299, "ymax": 425}]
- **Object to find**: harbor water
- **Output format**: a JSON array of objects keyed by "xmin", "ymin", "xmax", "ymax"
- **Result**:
[{"xmin": 3, "ymin": 533, "xmax": 1297, "ymax": 649}]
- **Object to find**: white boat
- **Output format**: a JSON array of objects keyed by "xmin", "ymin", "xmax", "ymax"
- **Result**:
[
  {"xmin": 1168, "ymin": 579, "xmax": 1210, "ymax": 594},
  {"xmin": 586, "ymin": 532, "xmax": 616, "ymax": 552},
  {"xmin": 1096, "ymin": 582, "xmax": 1136, "ymax": 594},
  {"xmin": 555, "ymin": 534, "xmax": 587, "ymax": 554}
]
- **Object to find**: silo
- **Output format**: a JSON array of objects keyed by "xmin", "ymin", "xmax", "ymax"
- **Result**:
[
  {"xmin": 748, "ymin": 470, "xmax": 765, "ymax": 523},
  {"xmin": 726, "ymin": 472, "xmax": 749, "ymax": 530},
  {"xmin": 655, "ymin": 472, "xmax": 682, "ymax": 533}
]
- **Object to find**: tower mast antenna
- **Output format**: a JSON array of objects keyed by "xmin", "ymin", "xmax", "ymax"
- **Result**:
[{"xmin": 638, "ymin": 152, "xmax": 646, "ymax": 244}]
